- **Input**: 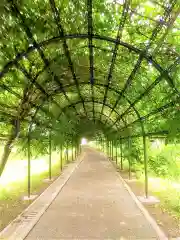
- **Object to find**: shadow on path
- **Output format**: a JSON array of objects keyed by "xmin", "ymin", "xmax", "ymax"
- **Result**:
[{"xmin": 26, "ymin": 147, "xmax": 158, "ymax": 239}]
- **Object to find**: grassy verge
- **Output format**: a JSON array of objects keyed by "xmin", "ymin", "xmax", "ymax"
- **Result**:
[
  {"xmin": 115, "ymin": 157, "xmax": 180, "ymax": 219},
  {"xmin": 140, "ymin": 176, "xmax": 180, "ymax": 219},
  {"xmin": 98, "ymin": 143, "xmax": 180, "ymax": 220},
  {"xmin": 105, "ymin": 152, "xmax": 180, "ymax": 237},
  {"xmin": 0, "ymin": 151, "xmax": 74, "ymax": 231}
]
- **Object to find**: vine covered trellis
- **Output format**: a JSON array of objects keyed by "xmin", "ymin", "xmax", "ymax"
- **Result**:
[{"xmin": 0, "ymin": 0, "xmax": 179, "ymax": 196}]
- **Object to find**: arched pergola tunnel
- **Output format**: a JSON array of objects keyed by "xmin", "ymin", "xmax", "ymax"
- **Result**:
[{"xmin": 0, "ymin": 0, "xmax": 179, "ymax": 198}]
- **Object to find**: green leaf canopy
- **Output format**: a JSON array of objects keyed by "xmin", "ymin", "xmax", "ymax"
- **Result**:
[{"xmin": 0, "ymin": 0, "xmax": 179, "ymax": 174}]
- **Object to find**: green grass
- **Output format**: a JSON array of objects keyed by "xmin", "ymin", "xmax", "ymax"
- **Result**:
[
  {"xmin": 98, "ymin": 144, "xmax": 180, "ymax": 219},
  {"xmin": 141, "ymin": 176, "xmax": 180, "ymax": 219},
  {"xmin": 0, "ymin": 151, "xmax": 73, "ymax": 201},
  {"xmin": 0, "ymin": 150, "xmax": 76, "ymax": 231},
  {"xmin": 119, "ymin": 159, "xmax": 180, "ymax": 219}
]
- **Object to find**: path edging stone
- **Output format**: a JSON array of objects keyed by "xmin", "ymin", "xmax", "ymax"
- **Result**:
[
  {"xmin": 84, "ymin": 148, "xmax": 168, "ymax": 239},
  {"xmin": 107, "ymin": 155, "xmax": 168, "ymax": 240},
  {"xmin": 0, "ymin": 153, "xmax": 85, "ymax": 240}
]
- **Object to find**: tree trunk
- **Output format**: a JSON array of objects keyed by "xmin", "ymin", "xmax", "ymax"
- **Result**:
[{"xmin": 0, "ymin": 120, "xmax": 19, "ymax": 177}]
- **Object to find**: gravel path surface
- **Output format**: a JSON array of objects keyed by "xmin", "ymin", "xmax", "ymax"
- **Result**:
[{"xmin": 26, "ymin": 147, "xmax": 158, "ymax": 239}]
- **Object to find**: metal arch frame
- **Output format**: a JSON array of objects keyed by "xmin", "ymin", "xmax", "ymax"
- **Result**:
[
  {"xmin": 0, "ymin": 128, "xmax": 170, "ymax": 141},
  {"xmin": 26, "ymin": 46, "xmax": 178, "ymax": 130},
  {"xmin": 25, "ymin": 81, "xmax": 140, "ymax": 144},
  {"xmin": 0, "ymin": 33, "xmax": 178, "ymax": 133},
  {"xmin": 87, "ymin": 0, "xmax": 95, "ymax": 122},
  {"xmin": 0, "ymin": 56, "xmax": 150, "ymax": 138},
  {"xmin": 1, "ymin": 0, "xmax": 178, "ymax": 127},
  {"xmin": 117, "ymin": 98, "xmax": 179, "ymax": 134},
  {"xmin": 2, "ymin": 52, "xmax": 178, "ymax": 130},
  {"xmin": 102, "ymin": 0, "xmax": 178, "ymax": 124},
  {"xmin": 73, "ymin": 115, "xmax": 116, "ymax": 138},
  {"xmin": 29, "ymin": 99, "xmax": 121, "ymax": 133},
  {"xmin": 30, "ymin": 87, "xmax": 178, "ymax": 138},
  {"xmin": 0, "ymin": 34, "xmax": 176, "ymax": 84},
  {"xmin": 74, "ymin": 110, "xmax": 121, "ymax": 132},
  {"xmin": 0, "ymin": 3, "xmax": 178, "ymax": 138},
  {"xmin": 0, "ymin": 0, "xmax": 178, "ymax": 198},
  {"xmin": 54, "ymin": 99, "xmax": 128, "ymax": 134},
  {"xmin": 0, "ymin": 29, "xmax": 178, "ymax": 128},
  {"xmin": 49, "ymin": 0, "xmax": 87, "ymax": 117},
  {"xmin": 0, "ymin": 46, "xmax": 92, "ymax": 125},
  {"xmin": 0, "ymin": 80, "xmax": 54, "ymax": 120},
  {"xmin": 0, "ymin": 71, "xmax": 177, "ymax": 139},
  {"xmin": 30, "ymin": 79, "xmax": 176, "ymax": 139},
  {"xmin": 106, "ymin": 57, "xmax": 180, "ymax": 125},
  {"xmin": 49, "ymin": 81, "xmax": 147, "ymax": 132},
  {"xmin": 0, "ymin": 43, "xmax": 178, "ymax": 114},
  {"xmin": 21, "ymin": 81, "xmax": 133, "ymax": 137},
  {"xmin": 57, "ymin": 99, "xmax": 125, "ymax": 124},
  {"xmin": 8, "ymin": 0, "xmax": 82, "ymax": 118},
  {"xmin": 46, "ymin": 79, "xmax": 177, "ymax": 199},
  {"xmin": 100, "ymin": 0, "xmax": 130, "ymax": 121}
]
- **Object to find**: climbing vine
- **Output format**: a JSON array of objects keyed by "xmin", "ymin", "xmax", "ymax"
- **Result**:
[{"xmin": 0, "ymin": 0, "xmax": 179, "ymax": 175}]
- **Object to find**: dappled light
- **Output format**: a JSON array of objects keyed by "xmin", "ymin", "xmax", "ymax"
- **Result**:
[
  {"xmin": 0, "ymin": 153, "xmax": 59, "ymax": 186},
  {"xmin": 0, "ymin": 0, "xmax": 179, "ymax": 237}
]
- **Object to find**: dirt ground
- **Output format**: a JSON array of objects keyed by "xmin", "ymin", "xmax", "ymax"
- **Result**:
[
  {"xmin": 0, "ymin": 177, "xmax": 58, "ymax": 232},
  {"xmin": 26, "ymin": 148, "xmax": 159, "ymax": 239},
  {"xmin": 1, "ymin": 155, "xmax": 179, "ymax": 238},
  {"xmin": 118, "ymin": 168, "xmax": 180, "ymax": 239}
]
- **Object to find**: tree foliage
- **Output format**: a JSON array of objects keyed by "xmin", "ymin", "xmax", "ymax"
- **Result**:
[{"xmin": 0, "ymin": 0, "xmax": 179, "ymax": 175}]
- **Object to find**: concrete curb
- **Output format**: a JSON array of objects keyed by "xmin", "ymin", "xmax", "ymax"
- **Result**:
[
  {"xmin": 0, "ymin": 153, "xmax": 85, "ymax": 240},
  {"xmin": 83, "ymin": 148, "xmax": 168, "ymax": 239},
  {"xmin": 107, "ymin": 156, "xmax": 168, "ymax": 240}
]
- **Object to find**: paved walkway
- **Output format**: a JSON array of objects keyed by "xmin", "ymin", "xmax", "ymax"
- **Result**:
[{"xmin": 25, "ymin": 147, "xmax": 159, "ymax": 239}]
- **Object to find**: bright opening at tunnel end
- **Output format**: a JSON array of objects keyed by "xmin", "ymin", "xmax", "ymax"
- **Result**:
[{"xmin": 81, "ymin": 138, "xmax": 88, "ymax": 145}]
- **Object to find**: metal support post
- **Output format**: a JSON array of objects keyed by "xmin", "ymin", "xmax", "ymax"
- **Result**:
[
  {"xmin": 66, "ymin": 145, "xmax": 69, "ymax": 163},
  {"xmin": 27, "ymin": 132, "xmax": 31, "ymax": 198},
  {"xmin": 120, "ymin": 138, "xmax": 123, "ymax": 170},
  {"xmin": 128, "ymin": 137, "xmax": 131, "ymax": 180},
  {"xmin": 49, "ymin": 130, "xmax": 52, "ymax": 180},
  {"xmin": 115, "ymin": 139, "xmax": 118, "ymax": 165},
  {"xmin": 60, "ymin": 143, "xmax": 63, "ymax": 172},
  {"xmin": 72, "ymin": 141, "xmax": 74, "ymax": 161},
  {"xmin": 143, "ymin": 135, "xmax": 148, "ymax": 198}
]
